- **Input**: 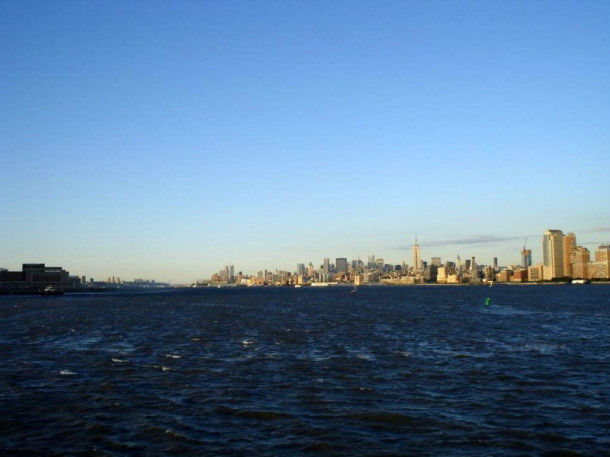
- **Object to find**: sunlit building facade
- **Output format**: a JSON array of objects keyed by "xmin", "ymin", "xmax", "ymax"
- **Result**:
[
  {"xmin": 571, "ymin": 246, "xmax": 590, "ymax": 279},
  {"xmin": 542, "ymin": 229, "xmax": 564, "ymax": 280},
  {"xmin": 563, "ymin": 232, "xmax": 576, "ymax": 278}
]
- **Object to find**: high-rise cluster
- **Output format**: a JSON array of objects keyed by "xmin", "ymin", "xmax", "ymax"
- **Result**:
[{"xmin": 541, "ymin": 229, "xmax": 609, "ymax": 280}]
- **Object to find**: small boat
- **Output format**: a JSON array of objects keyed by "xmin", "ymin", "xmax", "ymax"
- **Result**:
[{"xmin": 42, "ymin": 285, "xmax": 64, "ymax": 295}]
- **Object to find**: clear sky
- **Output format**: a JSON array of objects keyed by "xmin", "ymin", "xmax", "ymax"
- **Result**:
[{"xmin": 2, "ymin": 1, "xmax": 609, "ymax": 283}]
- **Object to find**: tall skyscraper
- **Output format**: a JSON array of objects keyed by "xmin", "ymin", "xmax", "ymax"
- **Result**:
[
  {"xmin": 563, "ymin": 232, "xmax": 576, "ymax": 278},
  {"xmin": 521, "ymin": 249, "xmax": 532, "ymax": 268},
  {"xmin": 412, "ymin": 238, "xmax": 423, "ymax": 273},
  {"xmin": 542, "ymin": 229, "xmax": 564, "ymax": 280},
  {"xmin": 335, "ymin": 258, "xmax": 348, "ymax": 274},
  {"xmin": 323, "ymin": 258, "xmax": 330, "ymax": 274},
  {"xmin": 521, "ymin": 236, "xmax": 532, "ymax": 268}
]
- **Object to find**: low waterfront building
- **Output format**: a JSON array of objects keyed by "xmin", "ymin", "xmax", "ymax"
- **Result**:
[
  {"xmin": 496, "ymin": 269, "xmax": 513, "ymax": 283},
  {"xmin": 446, "ymin": 274, "xmax": 460, "ymax": 284},
  {"xmin": 511, "ymin": 269, "xmax": 528, "ymax": 283},
  {"xmin": 0, "ymin": 263, "xmax": 75, "ymax": 293},
  {"xmin": 528, "ymin": 264, "xmax": 544, "ymax": 282}
]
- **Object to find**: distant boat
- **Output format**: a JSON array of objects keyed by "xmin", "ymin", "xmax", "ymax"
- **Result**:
[{"xmin": 42, "ymin": 285, "xmax": 64, "ymax": 295}]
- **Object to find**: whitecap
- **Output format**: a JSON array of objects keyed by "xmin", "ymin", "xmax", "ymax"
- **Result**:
[
  {"xmin": 356, "ymin": 353, "xmax": 375, "ymax": 361},
  {"xmin": 59, "ymin": 369, "xmax": 76, "ymax": 376},
  {"xmin": 111, "ymin": 358, "xmax": 127, "ymax": 363},
  {"xmin": 165, "ymin": 354, "xmax": 181, "ymax": 359}
]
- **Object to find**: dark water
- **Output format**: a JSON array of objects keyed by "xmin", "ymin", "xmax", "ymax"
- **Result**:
[{"xmin": 1, "ymin": 285, "xmax": 609, "ymax": 456}]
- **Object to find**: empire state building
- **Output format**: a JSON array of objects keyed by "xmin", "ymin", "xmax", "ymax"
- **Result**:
[{"xmin": 412, "ymin": 238, "xmax": 423, "ymax": 273}]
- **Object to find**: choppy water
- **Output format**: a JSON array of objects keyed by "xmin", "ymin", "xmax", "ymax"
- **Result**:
[{"xmin": 1, "ymin": 285, "xmax": 609, "ymax": 456}]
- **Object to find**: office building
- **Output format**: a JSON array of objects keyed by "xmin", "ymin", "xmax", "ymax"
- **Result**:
[
  {"xmin": 563, "ymin": 232, "xmax": 576, "ymax": 278},
  {"xmin": 596, "ymin": 244, "xmax": 610, "ymax": 263},
  {"xmin": 542, "ymin": 229, "xmax": 564, "ymax": 280},
  {"xmin": 335, "ymin": 258, "xmax": 348, "ymax": 274},
  {"xmin": 307, "ymin": 262, "xmax": 315, "ymax": 277},
  {"xmin": 0, "ymin": 263, "xmax": 72, "ymax": 292},
  {"xmin": 528, "ymin": 264, "xmax": 544, "ymax": 282},
  {"xmin": 589, "ymin": 244, "xmax": 610, "ymax": 279},
  {"xmin": 571, "ymin": 246, "xmax": 590, "ymax": 279}
]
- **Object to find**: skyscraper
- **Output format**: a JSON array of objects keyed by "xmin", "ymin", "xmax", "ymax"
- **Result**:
[
  {"xmin": 307, "ymin": 262, "xmax": 315, "ymax": 277},
  {"xmin": 596, "ymin": 244, "xmax": 610, "ymax": 263},
  {"xmin": 571, "ymin": 246, "xmax": 590, "ymax": 279},
  {"xmin": 590, "ymin": 244, "xmax": 610, "ymax": 279},
  {"xmin": 542, "ymin": 229, "xmax": 564, "ymax": 280},
  {"xmin": 563, "ymin": 232, "xmax": 576, "ymax": 278},
  {"xmin": 412, "ymin": 238, "xmax": 423, "ymax": 273},
  {"xmin": 521, "ymin": 249, "xmax": 532, "ymax": 268},
  {"xmin": 335, "ymin": 258, "xmax": 348, "ymax": 274},
  {"xmin": 521, "ymin": 236, "xmax": 532, "ymax": 268}
]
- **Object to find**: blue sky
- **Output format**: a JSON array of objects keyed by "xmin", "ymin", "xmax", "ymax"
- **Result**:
[{"xmin": 2, "ymin": 1, "xmax": 609, "ymax": 283}]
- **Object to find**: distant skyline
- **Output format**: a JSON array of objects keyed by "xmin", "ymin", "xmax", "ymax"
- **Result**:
[{"xmin": 2, "ymin": 1, "xmax": 609, "ymax": 283}]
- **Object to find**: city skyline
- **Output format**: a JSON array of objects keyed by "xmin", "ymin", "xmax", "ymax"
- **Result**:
[
  {"xmin": 2, "ymin": 2, "xmax": 609, "ymax": 284},
  {"xmin": 3, "ymin": 227, "xmax": 609, "ymax": 285}
]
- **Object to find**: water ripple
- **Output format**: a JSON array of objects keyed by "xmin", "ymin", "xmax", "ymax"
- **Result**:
[{"xmin": 1, "ymin": 285, "xmax": 609, "ymax": 455}]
